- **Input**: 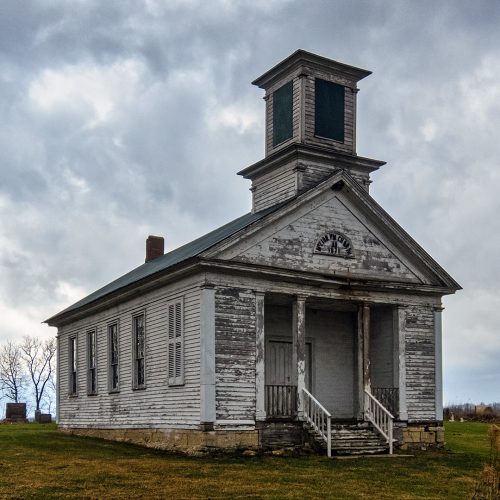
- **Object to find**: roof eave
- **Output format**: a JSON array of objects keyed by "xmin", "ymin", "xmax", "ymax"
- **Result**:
[
  {"xmin": 45, "ymin": 258, "xmax": 201, "ymax": 327},
  {"xmin": 237, "ymin": 143, "xmax": 385, "ymax": 180}
]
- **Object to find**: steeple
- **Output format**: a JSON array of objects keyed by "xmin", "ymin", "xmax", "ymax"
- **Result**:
[{"xmin": 238, "ymin": 50, "xmax": 385, "ymax": 213}]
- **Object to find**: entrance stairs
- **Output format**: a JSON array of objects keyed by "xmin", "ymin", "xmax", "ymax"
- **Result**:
[{"xmin": 305, "ymin": 421, "xmax": 390, "ymax": 455}]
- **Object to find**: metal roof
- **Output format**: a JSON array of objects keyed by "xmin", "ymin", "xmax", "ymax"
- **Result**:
[{"xmin": 46, "ymin": 203, "xmax": 285, "ymax": 323}]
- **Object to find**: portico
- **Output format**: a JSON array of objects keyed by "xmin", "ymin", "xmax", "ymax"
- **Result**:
[{"xmin": 255, "ymin": 293, "xmax": 405, "ymax": 424}]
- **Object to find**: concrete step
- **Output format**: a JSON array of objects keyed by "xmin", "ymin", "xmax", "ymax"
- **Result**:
[
  {"xmin": 336, "ymin": 446, "xmax": 388, "ymax": 455},
  {"xmin": 331, "ymin": 432, "xmax": 381, "ymax": 438},
  {"xmin": 304, "ymin": 421, "xmax": 390, "ymax": 456}
]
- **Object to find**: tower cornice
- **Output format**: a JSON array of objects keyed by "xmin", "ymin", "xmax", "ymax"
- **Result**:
[{"xmin": 252, "ymin": 49, "xmax": 371, "ymax": 90}]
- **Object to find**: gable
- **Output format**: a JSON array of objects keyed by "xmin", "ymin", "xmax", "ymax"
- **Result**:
[{"xmin": 210, "ymin": 186, "xmax": 439, "ymax": 286}]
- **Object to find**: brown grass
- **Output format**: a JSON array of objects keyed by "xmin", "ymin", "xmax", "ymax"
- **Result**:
[
  {"xmin": 471, "ymin": 425, "xmax": 500, "ymax": 500},
  {"xmin": 0, "ymin": 422, "xmax": 492, "ymax": 499}
]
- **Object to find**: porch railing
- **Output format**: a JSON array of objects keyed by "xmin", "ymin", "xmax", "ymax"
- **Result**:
[
  {"xmin": 303, "ymin": 388, "xmax": 332, "ymax": 457},
  {"xmin": 265, "ymin": 384, "xmax": 297, "ymax": 418},
  {"xmin": 364, "ymin": 389, "xmax": 394, "ymax": 454},
  {"xmin": 371, "ymin": 387, "xmax": 399, "ymax": 417}
]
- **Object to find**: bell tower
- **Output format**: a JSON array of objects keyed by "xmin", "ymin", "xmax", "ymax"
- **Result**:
[{"xmin": 238, "ymin": 50, "xmax": 385, "ymax": 212}]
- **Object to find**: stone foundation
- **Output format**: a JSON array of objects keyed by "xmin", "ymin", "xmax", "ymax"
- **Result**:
[
  {"xmin": 60, "ymin": 427, "xmax": 259, "ymax": 455},
  {"xmin": 399, "ymin": 423, "xmax": 445, "ymax": 450},
  {"xmin": 257, "ymin": 420, "xmax": 306, "ymax": 450},
  {"xmin": 60, "ymin": 422, "xmax": 445, "ymax": 454}
]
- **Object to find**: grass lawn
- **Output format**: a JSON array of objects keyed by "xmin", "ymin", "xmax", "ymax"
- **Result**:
[{"xmin": 0, "ymin": 421, "xmax": 492, "ymax": 499}]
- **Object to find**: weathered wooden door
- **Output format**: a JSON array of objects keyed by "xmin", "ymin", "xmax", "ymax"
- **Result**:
[
  {"xmin": 265, "ymin": 340, "xmax": 311, "ymax": 417},
  {"xmin": 266, "ymin": 340, "xmax": 293, "ymax": 386},
  {"xmin": 265, "ymin": 340, "xmax": 311, "ymax": 387}
]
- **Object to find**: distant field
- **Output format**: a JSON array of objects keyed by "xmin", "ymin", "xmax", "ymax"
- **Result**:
[{"xmin": 0, "ymin": 422, "xmax": 492, "ymax": 499}]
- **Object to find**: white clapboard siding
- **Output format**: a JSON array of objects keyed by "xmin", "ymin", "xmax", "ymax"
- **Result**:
[
  {"xmin": 57, "ymin": 276, "xmax": 202, "ymax": 429},
  {"xmin": 253, "ymin": 163, "xmax": 297, "ymax": 212},
  {"xmin": 300, "ymin": 163, "xmax": 337, "ymax": 191},
  {"xmin": 404, "ymin": 305, "xmax": 436, "ymax": 421},
  {"xmin": 214, "ymin": 287, "xmax": 256, "ymax": 422}
]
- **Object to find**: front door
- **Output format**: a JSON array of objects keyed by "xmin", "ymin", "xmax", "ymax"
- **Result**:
[
  {"xmin": 265, "ymin": 340, "xmax": 311, "ymax": 417},
  {"xmin": 265, "ymin": 340, "xmax": 312, "ymax": 388}
]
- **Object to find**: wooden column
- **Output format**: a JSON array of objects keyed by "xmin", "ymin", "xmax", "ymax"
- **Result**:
[
  {"xmin": 293, "ymin": 296, "xmax": 307, "ymax": 418},
  {"xmin": 357, "ymin": 303, "xmax": 370, "ymax": 418},
  {"xmin": 298, "ymin": 73, "xmax": 307, "ymax": 143},
  {"xmin": 352, "ymin": 87, "xmax": 359, "ymax": 155},
  {"xmin": 200, "ymin": 286, "xmax": 216, "ymax": 427},
  {"xmin": 362, "ymin": 303, "xmax": 371, "ymax": 392},
  {"xmin": 434, "ymin": 306, "xmax": 444, "ymax": 422},
  {"xmin": 264, "ymin": 94, "xmax": 270, "ymax": 157},
  {"xmin": 356, "ymin": 307, "xmax": 363, "ymax": 420},
  {"xmin": 255, "ymin": 292, "xmax": 266, "ymax": 421},
  {"xmin": 394, "ymin": 306, "xmax": 408, "ymax": 420}
]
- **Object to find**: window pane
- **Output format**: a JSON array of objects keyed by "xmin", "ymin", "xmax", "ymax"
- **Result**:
[
  {"xmin": 133, "ymin": 315, "xmax": 145, "ymax": 386},
  {"xmin": 108, "ymin": 323, "xmax": 119, "ymax": 390},
  {"xmin": 110, "ymin": 324, "xmax": 119, "ymax": 364},
  {"xmin": 71, "ymin": 338, "xmax": 77, "ymax": 372},
  {"xmin": 137, "ymin": 358, "xmax": 144, "ymax": 386},
  {"xmin": 70, "ymin": 337, "xmax": 77, "ymax": 394},
  {"xmin": 112, "ymin": 365, "xmax": 119, "ymax": 389},
  {"xmin": 90, "ymin": 368, "xmax": 96, "ymax": 393},
  {"xmin": 88, "ymin": 331, "xmax": 95, "ymax": 369},
  {"xmin": 135, "ymin": 316, "xmax": 144, "ymax": 359}
]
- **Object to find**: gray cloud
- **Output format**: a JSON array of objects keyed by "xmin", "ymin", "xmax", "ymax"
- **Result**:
[{"xmin": 1, "ymin": 0, "xmax": 499, "ymax": 402}]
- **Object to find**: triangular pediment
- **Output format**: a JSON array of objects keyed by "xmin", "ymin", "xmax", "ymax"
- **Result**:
[{"xmin": 203, "ymin": 172, "xmax": 460, "ymax": 290}]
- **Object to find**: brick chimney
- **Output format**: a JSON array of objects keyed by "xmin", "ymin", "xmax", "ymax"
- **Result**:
[{"xmin": 145, "ymin": 235, "xmax": 164, "ymax": 263}]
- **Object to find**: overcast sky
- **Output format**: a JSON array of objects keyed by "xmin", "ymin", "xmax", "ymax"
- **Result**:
[{"xmin": 1, "ymin": 0, "xmax": 499, "ymax": 404}]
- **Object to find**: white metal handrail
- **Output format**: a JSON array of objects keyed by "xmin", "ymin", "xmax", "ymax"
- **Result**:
[
  {"xmin": 303, "ymin": 388, "xmax": 332, "ymax": 457},
  {"xmin": 364, "ymin": 389, "xmax": 394, "ymax": 454}
]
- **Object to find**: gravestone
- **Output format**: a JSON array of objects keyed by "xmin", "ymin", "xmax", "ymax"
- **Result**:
[
  {"xmin": 39, "ymin": 413, "xmax": 52, "ymax": 424},
  {"xmin": 5, "ymin": 403, "xmax": 28, "ymax": 422},
  {"xmin": 34, "ymin": 410, "xmax": 52, "ymax": 424}
]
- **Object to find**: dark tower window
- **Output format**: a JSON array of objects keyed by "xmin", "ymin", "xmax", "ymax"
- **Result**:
[
  {"xmin": 315, "ymin": 78, "xmax": 345, "ymax": 142},
  {"xmin": 272, "ymin": 80, "xmax": 293, "ymax": 146}
]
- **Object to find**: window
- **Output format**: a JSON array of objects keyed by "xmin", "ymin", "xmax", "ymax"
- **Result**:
[
  {"xmin": 108, "ymin": 322, "xmax": 119, "ymax": 392},
  {"xmin": 314, "ymin": 78, "xmax": 345, "ymax": 142},
  {"xmin": 133, "ymin": 313, "xmax": 145, "ymax": 388},
  {"xmin": 167, "ymin": 298, "xmax": 184, "ymax": 386},
  {"xmin": 272, "ymin": 80, "xmax": 293, "ymax": 146},
  {"xmin": 87, "ymin": 329, "xmax": 97, "ymax": 395},
  {"xmin": 69, "ymin": 336, "xmax": 77, "ymax": 396}
]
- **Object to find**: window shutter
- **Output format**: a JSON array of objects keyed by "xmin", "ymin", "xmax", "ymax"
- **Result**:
[
  {"xmin": 314, "ymin": 78, "xmax": 345, "ymax": 142},
  {"xmin": 168, "ymin": 298, "xmax": 184, "ymax": 385},
  {"xmin": 272, "ymin": 80, "xmax": 293, "ymax": 146}
]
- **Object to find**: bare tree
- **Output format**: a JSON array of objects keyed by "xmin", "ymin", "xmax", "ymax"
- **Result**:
[
  {"xmin": 0, "ymin": 341, "xmax": 25, "ymax": 403},
  {"xmin": 21, "ymin": 336, "xmax": 56, "ymax": 412}
]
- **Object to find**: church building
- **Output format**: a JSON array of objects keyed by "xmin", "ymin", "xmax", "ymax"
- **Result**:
[{"xmin": 46, "ymin": 50, "xmax": 460, "ymax": 456}]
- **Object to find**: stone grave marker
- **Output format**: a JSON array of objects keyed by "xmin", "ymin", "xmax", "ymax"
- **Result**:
[{"xmin": 5, "ymin": 403, "xmax": 28, "ymax": 422}]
